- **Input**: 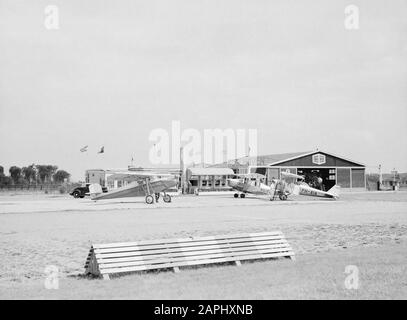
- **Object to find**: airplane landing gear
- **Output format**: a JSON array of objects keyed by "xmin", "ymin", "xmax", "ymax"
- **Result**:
[
  {"xmin": 279, "ymin": 194, "xmax": 288, "ymax": 201},
  {"xmin": 234, "ymin": 193, "xmax": 239, "ymax": 198},
  {"xmin": 145, "ymin": 195, "xmax": 154, "ymax": 204},
  {"xmin": 163, "ymin": 193, "xmax": 172, "ymax": 203},
  {"xmin": 240, "ymin": 193, "xmax": 246, "ymax": 198}
]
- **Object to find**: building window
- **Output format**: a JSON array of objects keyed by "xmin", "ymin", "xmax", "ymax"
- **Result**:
[{"xmin": 312, "ymin": 153, "xmax": 326, "ymax": 165}]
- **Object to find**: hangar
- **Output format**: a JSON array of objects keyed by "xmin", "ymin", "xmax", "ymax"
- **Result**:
[{"xmin": 216, "ymin": 150, "xmax": 366, "ymax": 191}]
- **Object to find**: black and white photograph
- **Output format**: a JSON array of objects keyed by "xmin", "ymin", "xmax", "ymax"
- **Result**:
[{"xmin": 0, "ymin": 0, "xmax": 406, "ymax": 303}]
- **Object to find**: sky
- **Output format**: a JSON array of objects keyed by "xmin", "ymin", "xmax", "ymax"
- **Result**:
[{"xmin": 0, "ymin": 0, "xmax": 406, "ymax": 181}]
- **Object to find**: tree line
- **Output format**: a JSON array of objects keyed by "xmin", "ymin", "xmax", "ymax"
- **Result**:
[{"xmin": 0, "ymin": 164, "xmax": 71, "ymax": 186}]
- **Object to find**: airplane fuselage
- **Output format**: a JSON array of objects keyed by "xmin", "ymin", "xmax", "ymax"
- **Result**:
[
  {"xmin": 227, "ymin": 179, "xmax": 271, "ymax": 196},
  {"xmin": 294, "ymin": 184, "xmax": 338, "ymax": 199},
  {"xmin": 91, "ymin": 178, "xmax": 178, "ymax": 200}
]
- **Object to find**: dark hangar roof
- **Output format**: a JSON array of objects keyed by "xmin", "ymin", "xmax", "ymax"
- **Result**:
[{"xmin": 212, "ymin": 150, "xmax": 365, "ymax": 168}]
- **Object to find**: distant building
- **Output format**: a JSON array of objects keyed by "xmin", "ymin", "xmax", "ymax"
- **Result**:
[
  {"xmin": 85, "ymin": 167, "xmax": 181, "ymax": 191},
  {"xmin": 186, "ymin": 167, "xmax": 235, "ymax": 193},
  {"xmin": 85, "ymin": 169, "xmax": 130, "ymax": 190},
  {"xmin": 85, "ymin": 169, "xmax": 106, "ymax": 186}
]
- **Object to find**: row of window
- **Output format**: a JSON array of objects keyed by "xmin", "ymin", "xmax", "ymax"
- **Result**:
[
  {"xmin": 189, "ymin": 179, "xmax": 228, "ymax": 187},
  {"xmin": 107, "ymin": 180, "xmax": 130, "ymax": 189}
]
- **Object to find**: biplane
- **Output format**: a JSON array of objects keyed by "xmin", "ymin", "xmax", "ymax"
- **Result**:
[
  {"xmin": 89, "ymin": 171, "xmax": 178, "ymax": 204},
  {"xmin": 227, "ymin": 171, "xmax": 340, "ymax": 201}
]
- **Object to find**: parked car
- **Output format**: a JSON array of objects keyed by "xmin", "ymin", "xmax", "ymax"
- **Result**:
[{"xmin": 69, "ymin": 183, "xmax": 108, "ymax": 198}]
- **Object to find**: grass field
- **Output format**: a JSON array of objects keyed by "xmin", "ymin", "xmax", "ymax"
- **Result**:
[{"xmin": 0, "ymin": 191, "xmax": 406, "ymax": 299}]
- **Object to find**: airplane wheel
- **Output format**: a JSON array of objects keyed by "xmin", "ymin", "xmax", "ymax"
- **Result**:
[
  {"xmin": 279, "ymin": 194, "xmax": 287, "ymax": 201},
  {"xmin": 234, "ymin": 193, "xmax": 239, "ymax": 198},
  {"xmin": 155, "ymin": 193, "xmax": 160, "ymax": 202},
  {"xmin": 163, "ymin": 194, "xmax": 172, "ymax": 203},
  {"xmin": 145, "ymin": 195, "xmax": 154, "ymax": 204},
  {"xmin": 240, "ymin": 193, "xmax": 245, "ymax": 198}
]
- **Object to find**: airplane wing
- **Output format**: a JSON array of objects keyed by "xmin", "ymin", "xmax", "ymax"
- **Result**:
[{"xmin": 106, "ymin": 171, "xmax": 174, "ymax": 181}]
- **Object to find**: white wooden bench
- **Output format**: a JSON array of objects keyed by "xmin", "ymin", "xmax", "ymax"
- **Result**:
[{"xmin": 84, "ymin": 231, "xmax": 295, "ymax": 280}]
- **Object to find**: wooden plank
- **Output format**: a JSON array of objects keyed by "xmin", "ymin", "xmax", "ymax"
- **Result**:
[
  {"xmin": 96, "ymin": 246, "xmax": 292, "ymax": 265},
  {"xmin": 98, "ymin": 247, "xmax": 293, "ymax": 269},
  {"xmin": 100, "ymin": 251, "xmax": 294, "ymax": 274},
  {"xmin": 93, "ymin": 231, "xmax": 283, "ymax": 249},
  {"xmin": 97, "ymin": 242, "xmax": 292, "ymax": 265},
  {"xmin": 95, "ymin": 236, "xmax": 285, "ymax": 253},
  {"xmin": 94, "ymin": 235, "xmax": 287, "ymax": 254},
  {"xmin": 94, "ymin": 231, "xmax": 284, "ymax": 248},
  {"xmin": 95, "ymin": 239, "xmax": 289, "ymax": 260},
  {"xmin": 98, "ymin": 246, "xmax": 294, "ymax": 270}
]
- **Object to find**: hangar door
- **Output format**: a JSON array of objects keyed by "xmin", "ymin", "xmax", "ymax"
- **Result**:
[
  {"xmin": 337, "ymin": 168, "xmax": 351, "ymax": 188},
  {"xmin": 351, "ymin": 169, "xmax": 365, "ymax": 188},
  {"xmin": 297, "ymin": 168, "xmax": 336, "ymax": 191}
]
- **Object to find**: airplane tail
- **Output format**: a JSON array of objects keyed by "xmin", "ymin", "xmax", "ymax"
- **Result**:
[
  {"xmin": 89, "ymin": 183, "xmax": 103, "ymax": 200},
  {"xmin": 326, "ymin": 185, "xmax": 341, "ymax": 199}
]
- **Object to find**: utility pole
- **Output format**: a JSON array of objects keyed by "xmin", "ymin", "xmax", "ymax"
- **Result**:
[{"xmin": 180, "ymin": 146, "xmax": 186, "ymax": 194}]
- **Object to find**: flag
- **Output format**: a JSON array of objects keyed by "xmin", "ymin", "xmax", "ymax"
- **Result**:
[
  {"xmin": 98, "ymin": 146, "xmax": 104, "ymax": 154},
  {"xmin": 80, "ymin": 145, "xmax": 88, "ymax": 152}
]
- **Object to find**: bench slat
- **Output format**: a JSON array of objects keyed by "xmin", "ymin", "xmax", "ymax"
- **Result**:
[
  {"xmin": 98, "ymin": 246, "xmax": 293, "ymax": 269},
  {"xmin": 97, "ymin": 240, "xmax": 291, "ymax": 263},
  {"xmin": 92, "ymin": 231, "xmax": 283, "ymax": 249},
  {"xmin": 100, "ymin": 251, "xmax": 294, "ymax": 274},
  {"xmin": 94, "ymin": 235, "xmax": 287, "ymax": 254}
]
